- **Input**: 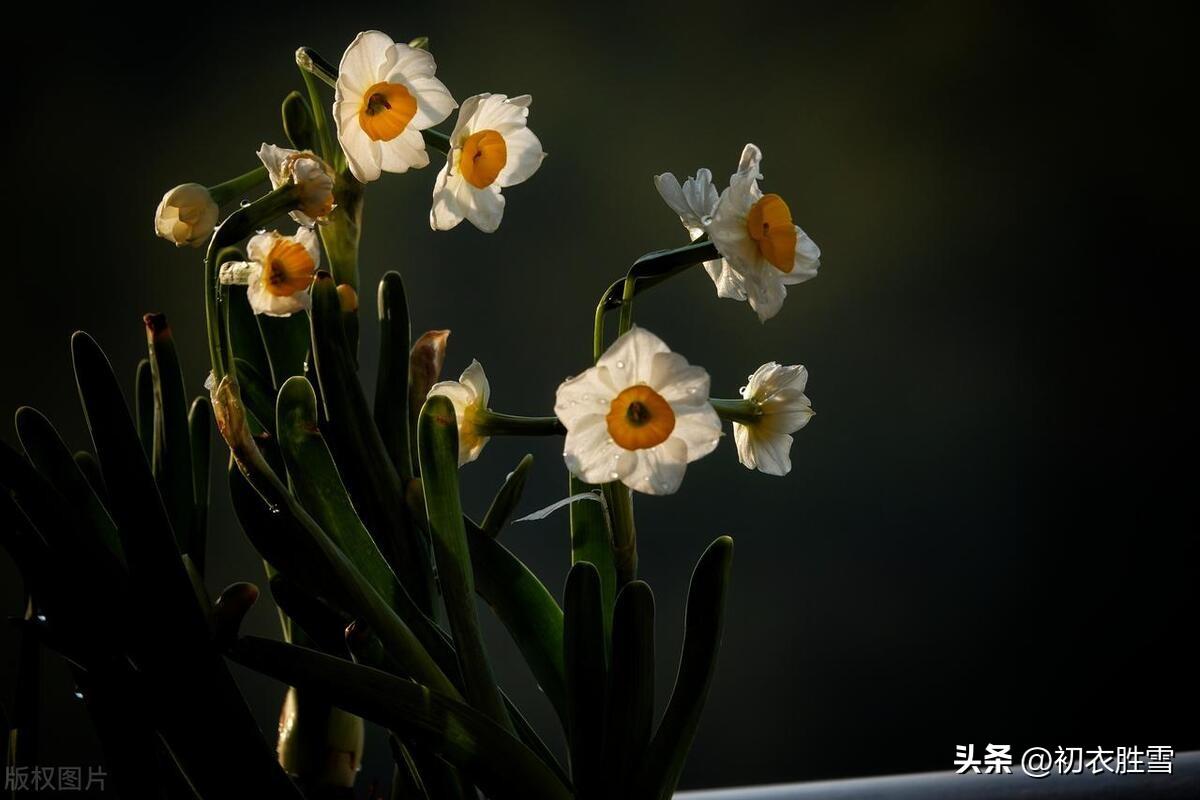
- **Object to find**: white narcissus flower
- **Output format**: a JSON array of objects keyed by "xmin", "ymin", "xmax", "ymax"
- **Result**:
[
  {"xmin": 154, "ymin": 183, "xmax": 219, "ymax": 247},
  {"xmin": 555, "ymin": 327, "xmax": 722, "ymax": 496},
  {"xmin": 334, "ymin": 31, "xmax": 457, "ymax": 183},
  {"xmin": 733, "ymin": 362, "xmax": 814, "ymax": 476},
  {"xmin": 427, "ymin": 360, "xmax": 491, "ymax": 466},
  {"xmin": 430, "ymin": 93, "xmax": 546, "ymax": 233},
  {"xmin": 219, "ymin": 228, "xmax": 321, "ymax": 317},
  {"xmin": 705, "ymin": 144, "xmax": 821, "ymax": 321},
  {"xmin": 257, "ymin": 143, "xmax": 336, "ymax": 226}
]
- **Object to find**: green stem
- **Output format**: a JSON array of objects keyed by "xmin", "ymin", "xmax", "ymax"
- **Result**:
[
  {"xmin": 422, "ymin": 129, "xmax": 453, "ymax": 156},
  {"xmin": 298, "ymin": 59, "xmax": 337, "ymax": 165},
  {"xmin": 603, "ymin": 484, "xmax": 637, "ymax": 586},
  {"xmin": 709, "ymin": 398, "xmax": 762, "ymax": 426},
  {"xmin": 203, "ymin": 185, "xmax": 298, "ymax": 381},
  {"xmin": 474, "ymin": 410, "xmax": 564, "ymax": 437},
  {"xmin": 617, "ymin": 276, "xmax": 636, "ymax": 335},
  {"xmin": 208, "ymin": 166, "xmax": 269, "ymax": 206},
  {"xmin": 295, "ymin": 47, "xmax": 338, "ymax": 88}
]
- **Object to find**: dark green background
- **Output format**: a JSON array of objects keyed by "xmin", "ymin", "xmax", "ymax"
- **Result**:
[{"xmin": 2, "ymin": 1, "xmax": 1194, "ymax": 790}]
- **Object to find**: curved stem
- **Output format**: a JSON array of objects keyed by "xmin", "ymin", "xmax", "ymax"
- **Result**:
[
  {"xmin": 475, "ymin": 410, "xmax": 565, "ymax": 437},
  {"xmin": 208, "ymin": 166, "xmax": 269, "ymax": 206},
  {"xmin": 203, "ymin": 186, "xmax": 298, "ymax": 381}
]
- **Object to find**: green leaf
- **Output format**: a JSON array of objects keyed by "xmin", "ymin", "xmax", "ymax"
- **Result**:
[
  {"xmin": 143, "ymin": 314, "xmax": 195, "ymax": 549},
  {"xmin": 231, "ymin": 637, "xmax": 573, "ymax": 800},
  {"xmin": 418, "ymin": 395, "xmax": 512, "ymax": 731},
  {"xmin": 233, "ymin": 357, "xmax": 278, "ymax": 439},
  {"xmin": 14, "ymin": 407, "xmax": 123, "ymax": 563},
  {"xmin": 633, "ymin": 536, "xmax": 734, "ymax": 800},
  {"xmin": 570, "ymin": 476, "xmax": 616, "ymax": 638},
  {"xmin": 282, "ymin": 90, "xmax": 319, "ymax": 152},
  {"xmin": 466, "ymin": 522, "xmax": 567, "ymax": 727},
  {"xmin": 563, "ymin": 561, "xmax": 607, "ymax": 796},
  {"xmin": 601, "ymin": 580, "xmax": 655, "ymax": 796},
  {"xmin": 270, "ymin": 574, "xmax": 352, "ymax": 655},
  {"xmin": 374, "ymin": 271, "xmax": 412, "ymax": 478},
  {"xmin": 134, "ymin": 358, "xmax": 153, "ymax": 461},
  {"xmin": 482, "ymin": 454, "xmax": 533, "ymax": 536},
  {"xmin": 258, "ymin": 310, "xmax": 311, "ymax": 389},
  {"xmin": 188, "ymin": 397, "xmax": 211, "ymax": 575},
  {"xmin": 72, "ymin": 450, "xmax": 110, "ymax": 508},
  {"xmin": 310, "ymin": 273, "xmax": 433, "ymax": 611}
]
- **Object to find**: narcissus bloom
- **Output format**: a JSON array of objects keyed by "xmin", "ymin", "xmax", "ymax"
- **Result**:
[
  {"xmin": 154, "ymin": 183, "xmax": 218, "ymax": 247},
  {"xmin": 733, "ymin": 362, "xmax": 814, "ymax": 476},
  {"xmin": 427, "ymin": 360, "xmax": 491, "ymax": 466},
  {"xmin": 555, "ymin": 327, "xmax": 721, "ymax": 495},
  {"xmin": 334, "ymin": 30, "xmax": 457, "ymax": 183},
  {"xmin": 257, "ymin": 144, "xmax": 335, "ymax": 226},
  {"xmin": 219, "ymin": 228, "xmax": 320, "ymax": 317},
  {"xmin": 430, "ymin": 93, "xmax": 545, "ymax": 233},
  {"xmin": 706, "ymin": 144, "xmax": 821, "ymax": 321}
]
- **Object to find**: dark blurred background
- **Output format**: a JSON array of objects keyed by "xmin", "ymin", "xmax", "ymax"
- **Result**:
[{"xmin": 2, "ymin": 0, "xmax": 1195, "ymax": 791}]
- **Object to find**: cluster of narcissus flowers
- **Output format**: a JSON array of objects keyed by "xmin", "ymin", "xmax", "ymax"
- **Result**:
[{"xmin": 154, "ymin": 28, "xmax": 821, "ymax": 493}]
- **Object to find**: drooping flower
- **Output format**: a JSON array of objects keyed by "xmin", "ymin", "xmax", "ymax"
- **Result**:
[
  {"xmin": 430, "ymin": 93, "xmax": 545, "ymax": 233},
  {"xmin": 705, "ymin": 144, "xmax": 821, "ymax": 321},
  {"xmin": 257, "ymin": 143, "xmax": 336, "ymax": 226},
  {"xmin": 732, "ymin": 362, "xmax": 814, "ymax": 476},
  {"xmin": 334, "ymin": 30, "xmax": 457, "ymax": 183},
  {"xmin": 154, "ymin": 183, "xmax": 219, "ymax": 247},
  {"xmin": 555, "ymin": 327, "xmax": 722, "ymax": 495},
  {"xmin": 426, "ymin": 360, "xmax": 491, "ymax": 466},
  {"xmin": 219, "ymin": 228, "xmax": 320, "ymax": 317}
]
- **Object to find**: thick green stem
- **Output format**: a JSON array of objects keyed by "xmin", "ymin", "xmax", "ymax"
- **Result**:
[
  {"xmin": 709, "ymin": 398, "xmax": 762, "ymax": 426},
  {"xmin": 474, "ymin": 410, "xmax": 564, "ymax": 437},
  {"xmin": 208, "ymin": 166, "xmax": 269, "ymax": 206},
  {"xmin": 298, "ymin": 56, "xmax": 337, "ymax": 165}
]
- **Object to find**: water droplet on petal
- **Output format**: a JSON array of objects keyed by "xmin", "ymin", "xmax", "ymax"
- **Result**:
[
  {"xmin": 616, "ymin": 361, "xmax": 625, "ymax": 369},
  {"xmin": 739, "ymin": 386, "xmax": 748, "ymax": 395},
  {"xmin": 609, "ymin": 471, "xmax": 620, "ymax": 479}
]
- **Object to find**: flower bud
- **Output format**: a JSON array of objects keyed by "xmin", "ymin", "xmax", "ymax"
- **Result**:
[{"xmin": 154, "ymin": 183, "xmax": 219, "ymax": 247}]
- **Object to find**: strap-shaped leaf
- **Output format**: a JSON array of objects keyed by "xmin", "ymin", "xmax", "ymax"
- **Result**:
[
  {"xmin": 633, "ymin": 536, "xmax": 734, "ymax": 799},
  {"xmin": 258, "ymin": 309, "xmax": 311, "ymax": 388},
  {"xmin": 310, "ymin": 272, "xmax": 433, "ymax": 611},
  {"xmin": 564, "ymin": 561, "xmax": 607, "ymax": 796},
  {"xmin": 374, "ymin": 271, "xmax": 413, "ymax": 478},
  {"xmin": 418, "ymin": 394, "xmax": 512, "ymax": 731},
  {"xmin": 134, "ymin": 357, "xmax": 153, "ymax": 461},
  {"xmin": 188, "ymin": 397, "xmax": 211, "ymax": 575},
  {"xmin": 482, "ymin": 454, "xmax": 533, "ymax": 536},
  {"xmin": 232, "ymin": 357, "xmax": 278, "ymax": 438},
  {"xmin": 466, "ymin": 521, "xmax": 567, "ymax": 726},
  {"xmin": 231, "ymin": 636, "xmax": 572, "ymax": 800},
  {"xmin": 570, "ymin": 475, "xmax": 617, "ymax": 637},
  {"xmin": 71, "ymin": 333, "xmax": 302, "ymax": 799},
  {"xmin": 144, "ymin": 313, "xmax": 194, "ymax": 549},
  {"xmin": 15, "ymin": 407, "xmax": 122, "ymax": 563},
  {"xmin": 72, "ymin": 451, "xmax": 109, "ymax": 508},
  {"xmin": 602, "ymin": 580, "xmax": 655, "ymax": 796}
]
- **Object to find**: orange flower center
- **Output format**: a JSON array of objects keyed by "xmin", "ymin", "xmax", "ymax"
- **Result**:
[
  {"xmin": 459, "ymin": 130, "xmax": 507, "ymax": 189},
  {"xmin": 263, "ymin": 239, "xmax": 316, "ymax": 297},
  {"xmin": 606, "ymin": 385, "xmax": 675, "ymax": 451},
  {"xmin": 746, "ymin": 193, "xmax": 797, "ymax": 272},
  {"xmin": 359, "ymin": 82, "xmax": 418, "ymax": 142}
]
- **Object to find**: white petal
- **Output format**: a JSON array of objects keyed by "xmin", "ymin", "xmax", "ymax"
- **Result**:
[
  {"xmin": 647, "ymin": 352, "xmax": 710, "ymax": 405},
  {"xmin": 654, "ymin": 173, "xmax": 692, "ymax": 220},
  {"xmin": 293, "ymin": 226, "xmax": 322, "ymax": 269},
  {"xmin": 472, "ymin": 94, "xmax": 529, "ymax": 135},
  {"xmin": 597, "ymin": 327, "xmax": 670, "ymax": 387},
  {"xmin": 704, "ymin": 259, "xmax": 748, "ymax": 301},
  {"xmin": 338, "ymin": 119, "xmax": 381, "ymax": 183},
  {"xmin": 563, "ymin": 415, "xmax": 624, "ymax": 484},
  {"xmin": 733, "ymin": 423, "xmax": 757, "ymax": 471},
  {"xmin": 464, "ymin": 185, "xmax": 505, "ymax": 233},
  {"xmin": 782, "ymin": 226, "xmax": 821, "ymax": 284},
  {"xmin": 450, "ymin": 94, "xmax": 487, "ymax": 143},
  {"xmin": 338, "ymin": 31, "xmax": 396, "ymax": 92},
  {"xmin": 407, "ymin": 75, "xmax": 458, "ymax": 130},
  {"xmin": 385, "ymin": 44, "xmax": 437, "ymax": 81},
  {"xmin": 430, "ymin": 164, "xmax": 466, "ymax": 231},
  {"xmin": 555, "ymin": 367, "xmax": 615, "ymax": 428},
  {"xmin": 743, "ymin": 264, "xmax": 788, "ymax": 322},
  {"xmin": 622, "ymin": 438, "xmax": 688, "ymax": 495},
  {"xmin": 247, "ymin": 272, "xmax": 311, "ymax": 317},
  {"xmin": 256, "ymin": 143, "xmax": 293, "ymax": 188},
  {"xmin": 379, "ymin": 126, "xmax": 430, "ymax": 173},
  {"xmin": 459, "ymin": 360, "xmax": 490, "ymax": 407},
  {"xmin": 669, "ymin": 404, "xmax": 723, "ymax": 462},
  {"xmin": 245, "ymin": 231, "xmax": 276, "ymax": 264},
  {"xmin": 427, "ymin": 380, "xmax": 476, "ymax": 413},
  {"xmin": 496, "ymin": 126, "xmax": 545, "ymax": 188}
]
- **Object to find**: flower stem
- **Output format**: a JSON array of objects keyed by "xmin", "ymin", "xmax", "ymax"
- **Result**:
[
  {"xmin": 603, "ymin": 483, "xmax": 637, "ymax": 586},
  {"xmin": 295, "ymin": 47, "xmax": 338, "ymax": 88},
  {"xmin": 297, "ymin": 53, "xmax": 337, "ymax": 166},
  {"xmin": 474, "ymin": 410, "xmax": 565, "ymax": 437},
  {"xmin": 710, "ymin": 398, "xmax": 762, "ymax": 425},
  {"xmin": 203, "ymin": 185, "xmax": 299, "ymax": 381},
  {"xmin": 208, "ymin": 166, "xmax": 269, "ymax": 206},
  {"xmin": 421, "ymin": 129, "xmax": 453, "ymax": 156}
]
